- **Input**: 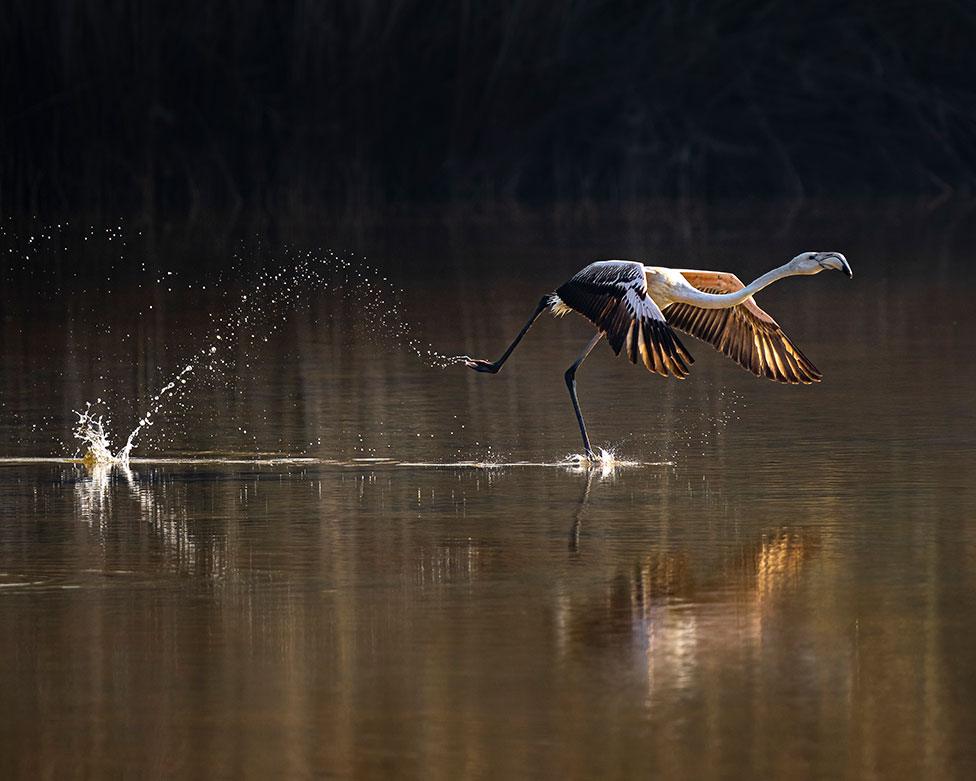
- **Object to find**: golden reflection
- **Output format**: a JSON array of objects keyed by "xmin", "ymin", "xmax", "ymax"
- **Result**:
[
  {"xmin": 562, "ymin": 527, "xmax": 820, "ymax": 636},
  {"xmin": 560, "ymin": 472, "xmax": 825, "ymax": 711},
  {"xmin": 754, "ymin": 528, "xmax": 817, "ymax": 599},
  {"xmin": 0, "ymin": 461, "xmax": 957, "ymax": 778}
]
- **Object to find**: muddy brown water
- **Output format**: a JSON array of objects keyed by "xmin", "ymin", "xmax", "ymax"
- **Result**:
[{"xmin": 1, "ymin": 205, "xmax": 975, "ymax": 778}]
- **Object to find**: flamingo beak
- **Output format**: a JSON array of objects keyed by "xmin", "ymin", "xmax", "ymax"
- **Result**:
[{"xmin": 821, "ymin": 252, "xmax": 852, "ymax": 278}]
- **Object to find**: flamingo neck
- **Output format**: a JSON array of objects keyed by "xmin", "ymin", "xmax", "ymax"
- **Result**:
[{"xmin": 684, "ymin": 263, "xmax": 798, "ymax": 309}]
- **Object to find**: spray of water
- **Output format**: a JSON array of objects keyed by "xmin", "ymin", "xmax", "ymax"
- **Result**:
[
  {"xmin": 7, "ymin": 221, "xmax": 671, "ymax": 466},
  {"xmin": 563, "ymin": 446, "xmax": 639, "ymax": 470},
  {"xmin": 71, "ymin": 244, "xmax": 461, "ymax": 464},
  {"xmin": 73, "ymin": 404, "xmax": 117, "ymax": 466}
]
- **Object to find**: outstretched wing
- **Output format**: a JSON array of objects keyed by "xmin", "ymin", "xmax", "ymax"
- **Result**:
[
  {"xmin": 664, "ymin": 271, "xmax": 821, "ymax": 384},
  {"xmin": 556, "ymin": 260, "xmax": 694, "ymax": 378}
]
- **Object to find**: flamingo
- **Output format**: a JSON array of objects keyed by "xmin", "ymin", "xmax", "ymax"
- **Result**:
[{"xmin": 462, "ymin": 251, "xmax": 851, "ymax": 458}]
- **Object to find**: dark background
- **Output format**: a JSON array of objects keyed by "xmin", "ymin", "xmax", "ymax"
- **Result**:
[{"xmin": 2, "ymin": 1, "xmax": 975, "ymax": 216}]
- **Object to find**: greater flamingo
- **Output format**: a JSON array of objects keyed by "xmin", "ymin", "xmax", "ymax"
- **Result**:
[{"xmin": 461, "ymin": 251, "xmax": 852, "ymax": 457}]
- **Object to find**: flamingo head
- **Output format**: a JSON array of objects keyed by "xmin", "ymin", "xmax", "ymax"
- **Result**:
[{"xmin": 789, "ymin": 251, "xmax": 852, "ymax": 278}]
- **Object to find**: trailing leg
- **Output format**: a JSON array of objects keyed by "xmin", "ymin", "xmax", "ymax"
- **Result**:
[{"xmin": 463, "ymin": 296, "xmax": 552, "ymax": 373}]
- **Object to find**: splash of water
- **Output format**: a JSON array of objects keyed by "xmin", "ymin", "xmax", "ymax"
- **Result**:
[
  {"xmin": 70, "ymin": 243, "xmax": 462, "ymax": 463},
  {"xmin": 563, "ymin": 447, "xmax": 637, "ymax": 468},
  {"xmin": 74, "ymin": 364, "xmax": 196, "ymax": 466},
  {"xmin": 116, "ymin": 364, "xmax": 195, "ymax": 464},
  {"xmin": 5, "ymin": 221, "xmax": 470, "ymax": 460},
  {"xmin": 73, "ymin": 404, "xmax": 117, "ymax": 466}
]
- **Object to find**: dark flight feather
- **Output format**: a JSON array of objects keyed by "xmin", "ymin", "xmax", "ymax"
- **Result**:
[{"xmin": 556, "ymin": 261, "xmax": 694, "ymax": 378}]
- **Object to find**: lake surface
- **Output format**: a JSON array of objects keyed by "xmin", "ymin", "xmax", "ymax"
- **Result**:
[{"xmin": 2, "ymin": 203, "xmax": 975, "ymax": 778}]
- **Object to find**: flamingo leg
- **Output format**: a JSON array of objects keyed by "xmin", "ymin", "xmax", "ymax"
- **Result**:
[
  {"xmin": 564, "ymin": 332, "xmax": 603, "ymax": 458},
  {"xmin": 463, "ymin": 296, "xmax": 551, "ymax": 373}
]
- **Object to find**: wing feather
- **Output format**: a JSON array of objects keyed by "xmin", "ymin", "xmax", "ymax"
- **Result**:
[
  {"xmin": 556, "ymin": 261, "xmax": 694, "ymax": 378},
  {"xmin": 664, "ymin": 271, "xmax": 822, "ymax": 384}
]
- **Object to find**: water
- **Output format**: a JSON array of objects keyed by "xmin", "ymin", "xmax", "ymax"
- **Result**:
[{"xmin": 2, "ymin": 204, "xmax": 975, "ymax": 778}]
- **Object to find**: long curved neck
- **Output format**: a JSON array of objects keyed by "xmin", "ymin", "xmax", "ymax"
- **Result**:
[{"xmin": 682, "ymin": 263, "xmax": 797, "ymax": 309}]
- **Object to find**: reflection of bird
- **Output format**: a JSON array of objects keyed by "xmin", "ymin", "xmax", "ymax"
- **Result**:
[
  {"xmin": 463, "ymin": 252, "xmax": 851, "ymax": 457},
  {"xmin": 569, "ymin": 469, "xmax": 596, "ymax": 554}
]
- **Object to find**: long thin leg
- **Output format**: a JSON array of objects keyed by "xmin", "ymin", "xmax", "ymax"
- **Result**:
[
  {"xmin": 463, "ymin": 296, "xmax": 551, "ymax": 374},
  {"xmin": 565, "ymin": 332, "xmax": 603, "ymax": 458}
]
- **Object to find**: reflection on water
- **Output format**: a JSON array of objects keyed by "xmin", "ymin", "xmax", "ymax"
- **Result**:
[
  {"xmin": 2, "ymin": 206, "xmax": 976, "ymax": 777},
  {"xmin": 73, "ymin": 464, "xmax": 211, "ymax": 577},
  {"xmin": 1, "ymin": 454, "xmax": 973, "ymax": 778}
]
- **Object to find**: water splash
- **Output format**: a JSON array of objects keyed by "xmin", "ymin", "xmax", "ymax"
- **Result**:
[
  {"xmin": 117, "ymin": 365, "xmax": 195, "ymax": 464},
  {"xmin": 562, "ymin": 446, "xmax": 640, "ymax": 471},
  {"xmin": 73, "ymin": 404, "xmax": 117, "ymax": 466},
  {"xmin": 68, "ymin": 243, "xmax": 462, "ymax": 463},
  {"xmin": 74, "ymin": 364, "xmax": 197, "ymax": 466},
  {"xmin": 432, "ymin": 354, "xmax": 480, "ymax": 368}
]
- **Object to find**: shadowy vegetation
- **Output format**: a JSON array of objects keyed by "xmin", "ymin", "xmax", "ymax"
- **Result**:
[{"xmin": 2, "ymin": 1, "xmax": 975, "ymax": 215}]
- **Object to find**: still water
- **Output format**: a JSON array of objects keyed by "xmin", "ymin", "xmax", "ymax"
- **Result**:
[{"xmin": 1, "ymin": 204, "xmax": 975, "ymax": 778}]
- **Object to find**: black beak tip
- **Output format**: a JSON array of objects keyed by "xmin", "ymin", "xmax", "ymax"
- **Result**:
[{"xmin": 836, "ymin": 256, "xmax": 852, "ymax": 278}]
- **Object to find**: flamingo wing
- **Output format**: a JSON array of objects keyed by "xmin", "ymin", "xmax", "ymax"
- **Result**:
[
  {"xmin": 664, "ymin": 271, "xmax": 821, "ymax": 384},
  {"xmin": 556, "ymin": 261, "xmax": 694, "ymax": 378}
]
